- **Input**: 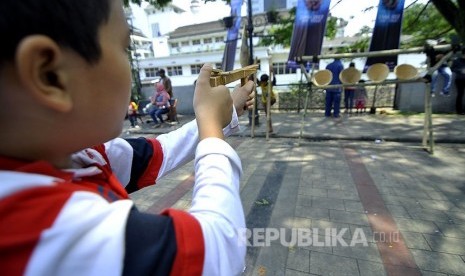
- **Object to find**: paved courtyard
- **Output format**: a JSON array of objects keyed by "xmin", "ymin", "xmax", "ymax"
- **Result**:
[{"xmin": 123, "ymin": 112, "xmax": 465, "ymax": 275}]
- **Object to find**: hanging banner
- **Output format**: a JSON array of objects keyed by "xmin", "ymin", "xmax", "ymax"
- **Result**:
[
  {"xmin": 287, "ymin": 0, "xmax": 331, "ymax": 69},
  {"xmin": 364, "ymin": 0, "xmax": 405, "ymax": 72},
  {"xmin": 221, "ymin": 0, "xmax": 242, "ymax": 71}
]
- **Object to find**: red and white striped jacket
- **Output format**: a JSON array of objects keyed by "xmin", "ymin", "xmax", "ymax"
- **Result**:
[{"xmin": 0, "ymin": 113, "xmax": 245, "ymax": 276}]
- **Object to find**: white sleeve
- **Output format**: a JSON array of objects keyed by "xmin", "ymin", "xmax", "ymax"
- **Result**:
[
  {"xmin": 155, "ymin": 107, "xmax": 240, "ymax": 179},
  {"xmin": 189, "ymin": 138, "xmax": 246, "ymax": 276}
]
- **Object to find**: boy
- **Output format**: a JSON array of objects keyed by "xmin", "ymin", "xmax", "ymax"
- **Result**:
[{"xmin": 0, "ymin": 0, "xmax": 255, "ymax": 275}]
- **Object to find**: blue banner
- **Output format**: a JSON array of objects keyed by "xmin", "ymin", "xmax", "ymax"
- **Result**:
[
  {"xmin": 364, "ymin": 0, "xmax": 405, "ymax": 71},
  {"xmin": 287, "ymin": 0, "xmax": 331, "ymax": 69},
  {"xmin": 221, "ymin": 0, "xmax": 242, "ymax": 71}
]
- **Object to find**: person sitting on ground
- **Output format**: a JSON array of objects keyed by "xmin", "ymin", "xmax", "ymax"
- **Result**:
[
  {"xmin": 149, "ymin": 82, "xmax": 171, "ymax": 128},
  {"xmin": 0, "ymin": 0, "xmax": 256, "ymax": 274},
  {"xmin": 354, "ymin": 79, "xmax": 368, "ymax": 114}
]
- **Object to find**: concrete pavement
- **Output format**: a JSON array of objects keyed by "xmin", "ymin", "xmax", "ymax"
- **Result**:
[{"xmin": 121, "ymin": 110, "xmax": 465, "ymax": 275}]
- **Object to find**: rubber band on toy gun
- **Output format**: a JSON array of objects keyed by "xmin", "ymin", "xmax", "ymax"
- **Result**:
[{"xmin": 210, "ymin": 64, "xmax": 259, "ymax": 87}]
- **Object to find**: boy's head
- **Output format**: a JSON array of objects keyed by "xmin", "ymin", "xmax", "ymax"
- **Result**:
[
  {"xmin": 0, "ymin": 0, "xmax": 132, "ymax": 165},
  {"xmin": 0, "ymin": 0, "xmax": 112, "ymax": 65},
  {"xmin": 260, "ymin": 74, "xmax": 269, "ymax": 83}
]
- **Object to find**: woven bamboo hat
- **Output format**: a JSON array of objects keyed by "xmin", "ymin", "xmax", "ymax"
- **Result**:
[
  {"xmin": 312, "ymin": 69, "xmax": 333, "ymax": 86},
  {"xmin": 339, "ymin": 67, "xmax": 362, "ymax": 84},
  {"xmin": 394, "ymin": 64, "xmax": 418, "ymax": 80},
  {"xmin": 367, "ymin": 63, "xmax": 390, "ymax": 82}
]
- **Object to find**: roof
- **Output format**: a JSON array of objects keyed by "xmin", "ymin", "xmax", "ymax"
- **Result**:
[{"xmin": 168, "ymin": 10, "xmax": 289, "ymax": 39}]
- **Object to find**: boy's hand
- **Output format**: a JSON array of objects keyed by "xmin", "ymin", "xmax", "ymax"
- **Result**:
[
  {"xmin": 231, "ymin": 80, "xmax": 255, "ymax": 117},
  {"xmin": 194, "ymin": 64, "xmax": 233, "ymax": 140}
]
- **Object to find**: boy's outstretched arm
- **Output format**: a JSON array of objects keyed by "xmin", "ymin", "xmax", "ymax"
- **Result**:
[{"xmin": 188, "ymin": 63, "xmax": 246, "ymax": 274}]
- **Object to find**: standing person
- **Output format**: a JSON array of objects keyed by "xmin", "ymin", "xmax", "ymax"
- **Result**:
[
  {"xmin": 344, "ymin": 62, "xmax": 356, "ymax": 114},
  {"xmin": 0, "ymin": 1, "xmax": 256, "ymax": 275},
  {"xmin": 431, "ymin": 39, "xmax": 452, "ymax": 97},
  {"xmin": 149, "ymin": 82, "xmax": 171, "ymax": 128},
  {"xmin": 259, "ymin": 73, "xmax": 276, "ymax": 133},
  {"xmin": 325, "ymin": 58, "xmax": 344, "ymax": 118},
  {"xmin": 354, "ymin": 80, "xmax": 368, "ymax": 114},
  {"xmin": 451, "ymin": 48, "xmax": 465, "ymax": 115},
  {"xmin": 128, "ymin": 97, "xmax": 140, "ymax": 128},
  {"xmin": 158, "ymin": 68, "xmax": 173, "ymax": 98}
]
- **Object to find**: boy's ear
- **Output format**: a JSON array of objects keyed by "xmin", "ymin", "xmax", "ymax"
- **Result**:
[{"xmin": 16, "ymin": 35, "xmax": 72, "ymax": 112}]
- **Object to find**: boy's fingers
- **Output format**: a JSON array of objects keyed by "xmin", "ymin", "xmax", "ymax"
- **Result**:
[
  {"xmin": 244, "ymin": 80, "xmax": 255, "ymax": 94},
  {"xmin": 196, "ymin": 63, "xmax": 213, "ymax": 88}
]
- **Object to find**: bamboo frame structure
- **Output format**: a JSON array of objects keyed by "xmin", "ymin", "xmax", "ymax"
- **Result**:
[{"xmin": 297, "ymin": 45, "xmax": 454, "ymax": 154}]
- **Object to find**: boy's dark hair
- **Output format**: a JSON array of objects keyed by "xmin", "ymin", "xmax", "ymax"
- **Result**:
[{"xmin": 0, "ymin": 0, "xmax": 111, "ymax": 66}]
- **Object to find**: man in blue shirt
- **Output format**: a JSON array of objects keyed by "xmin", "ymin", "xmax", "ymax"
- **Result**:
[{"xmin": 325, "ymin": 58, "xmax": 344, "ymax": 118}]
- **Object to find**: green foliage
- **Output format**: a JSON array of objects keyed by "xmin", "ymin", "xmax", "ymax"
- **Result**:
[{"xmin": 401, "ymin": 2, "xmax": 456, "ymax": 47}]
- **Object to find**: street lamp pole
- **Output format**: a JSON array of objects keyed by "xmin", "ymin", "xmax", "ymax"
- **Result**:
[{"xmin": 247, "ymin": 0, "xmax": 259, "ymax": 126}]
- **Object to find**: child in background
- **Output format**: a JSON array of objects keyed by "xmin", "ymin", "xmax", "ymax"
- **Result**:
[
  {"xmin": 354, "ymin": 80, "xmax": 368, "ymax": 114},
  {"xmin": 0, "ymin": 0, "xmax": 255, "ymax": 274},
  {"xmin": 128, "ymin": 98, "xmax": 140, "ymax": 128}
]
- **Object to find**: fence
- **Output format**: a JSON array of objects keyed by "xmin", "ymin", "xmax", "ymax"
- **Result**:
[{"xmin": 259, "ymin": 83, "xmax": 396, "ymax": 112}]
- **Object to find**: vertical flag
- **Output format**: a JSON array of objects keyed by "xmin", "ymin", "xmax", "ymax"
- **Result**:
[
  {"xmin": 287, "ymin": 0, "xmax": 332, "ymax": 69},
  {"xmin": 364, "ymin": 0, "xmax": 405, "ymax": 71},
  {"xmin": 221, "ymin": 0, "xmax": 242, "ymax": 71}
]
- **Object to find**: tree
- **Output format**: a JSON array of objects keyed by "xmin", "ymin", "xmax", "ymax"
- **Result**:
[
  {"xmin": 401, "ymin": 2, "xmax": 456, "ymax": 47},
  {"xmin": 430, "ymin": 0, "xmax": 465, "ymax": 44}
]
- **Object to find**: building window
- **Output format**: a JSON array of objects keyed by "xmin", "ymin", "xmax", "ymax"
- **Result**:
[
  {"xmin": 171, "ymin": 42, "xmax": 179, "ymax": 48},
  {"xmin": 204, "ymin": 38, "xmax": 212, "ymax": 44},
  {"xmin": 215, "ymin": 36, "xmax": 224, "ymax": 42},
  {"xmin": 192, "ymin": 39, "xmax": 201, "ymax": 45},
  {"xmin": 151, "ymin": 23, "xmax": 161, "ymax": 37},
  {"xmin": 145, "ymin": 67, "xmax": 159, "ymax": 78},
  {"xmin": 190, "ymin": 64, "xmax": 203, "ymax": 74},
  {"xmin": 273, "ymin": 62, "xmax": 296, "ymax": 75},
  {"xmin": 167, "ymin": 66, "xmax": 183, "ymax": 76},
  {"xmin": 181, "ymin": 41, "xmax": 190, "ymax": 46}
]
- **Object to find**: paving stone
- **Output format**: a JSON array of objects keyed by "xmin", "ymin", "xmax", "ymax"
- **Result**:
[
  {"xmin": 327, "ymin": 189, "xmax": 359, "ymax": 200},
  {"xmin": 423, "ymin": 234, "xmax": 465, "ymax": 254},
  {"xmin": 344, "ymin": 200, "xmax": 365, "ymax": 213},
  {"xmin": 419, "ymin": 271, "xmax": 448, "ymax": 276},
  {"xmin": 311, "ymin": 196, "xmax": 346, "ymax": 211},
  {"xmin": 407, "ymin": 208, "xmax": 453, "ymax": 223},
  {"xmin": 299, "ymin": 187, "xmax": 328, "ymax": 197},
  {"xmin": 332, "ymin": 242, "xmax": 382, "ymax": 262},
  {"xmin": 329, "ymin": 209, "xmax": 370, "ymax": 226},
  {"xmin": 295, "ymin": 206, "xmax": 330, "ymax": 220},
  {"xmin": 417, "ymin": 199, "xmax": 458, "ymax": 211},
  {"xmin": 394, "ymin": 218, "xmax": 440, "ymax": 234},
  {"xmin": 296, "ymin": 195, "xmax": 312, "ymax": 207},
  {"xmin": 309, "ymin": 252, "xmax": 359, "ymax": 276},
  {"xmin": 435, "ymin": 222, "xmax": 465, "ymax": 239},
  {"xmin": 401, "ymin": 231, "xmax": 432, "ymax": 251},
  {"xmin": 385, "ymin": 204, "xmax": 411, "ymax": 218},
  {"xmin": 410, "ymin": 249, "xmax": 465, "ymax": 275},
  {"xmin": 445, "ymin": 211, "xmax": 465, "ymax": 224},
  {"xmin": 357, "ymin": 260, "xmax": 386, "ymax": 276},
  {"xmin": 286, "ymin": 247, "xmax": 310, "ymax": 273},
  {"xmin": 285, "ymin": 269, "xmax": 316, "ymax": 275},
  {"xmin": 250, "ymin": 241, "xmax": 289, "ymax": 276}
]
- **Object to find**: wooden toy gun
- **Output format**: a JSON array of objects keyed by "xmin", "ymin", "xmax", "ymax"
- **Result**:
[{"xmin": 210, "ymin": 64, "xmax": 259, "ymax": 87}]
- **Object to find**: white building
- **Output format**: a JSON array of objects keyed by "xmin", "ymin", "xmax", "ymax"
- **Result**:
[{"xmin": 127, "ymin": 2, "xmax": 427, "ymax": 97}]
